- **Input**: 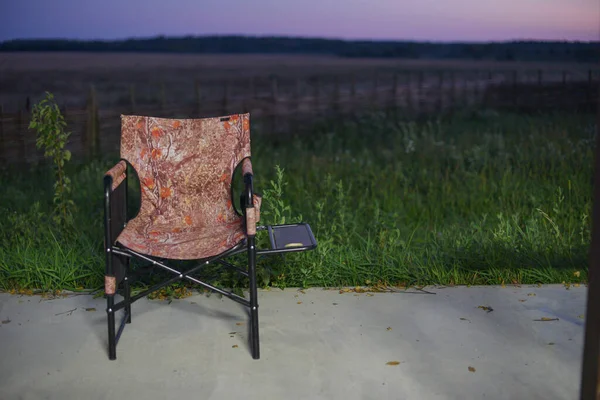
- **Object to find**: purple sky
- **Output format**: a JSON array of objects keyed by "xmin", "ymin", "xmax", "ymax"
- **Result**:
[{"xmin": 0, "ymin": 0, "xmax": 598, "ymax": 42}]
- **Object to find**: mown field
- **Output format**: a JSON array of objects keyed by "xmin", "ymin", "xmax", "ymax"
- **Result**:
[
  {"xmin": 1, "ymin": 52, "xmax": 596, "ymax": 112},
  {"xmin": 0, "ymin": 109, "xmax": 594, "ymax": 292}
]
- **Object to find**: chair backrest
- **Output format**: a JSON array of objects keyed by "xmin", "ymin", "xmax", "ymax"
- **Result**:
[{"xmin": 120, "ymin": 113, "xmax": 251, "ymax": 230}]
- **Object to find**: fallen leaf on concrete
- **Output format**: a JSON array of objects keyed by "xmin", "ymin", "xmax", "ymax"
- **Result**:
[
  {"xmin": 460, "ymin": 318, "xmax": 471, "ymax": 322},
  {"xmin": 54, "ymin": 308, "xmax": 77, "ymax": 316},
  {"xmin": 478, "ymin": 305, "xmax": 494, "ymax": 313},
  {"xmin": 236, "ymin": 322, "xmax": 244, "ymax": 326},
  {"xmin": 386, "ymin": 327, "xmax": 392, "ymax": 331},
  {"xmin": 297, "ymin": 301, "xmax": 303, "ymax": 304},
  {"xmin": 229, "ymin": 332, "xmax": 236, "ymax": 335},
  {"xmin": 578, "ymin": 315, "xmax": 585, "ymax": 319},
  {"xmin": 232, "ymin": 345, "xmax": 238, "ymax": 348},
  {"xmin": 527, "ymin": 293, "xmax": 536, "ymax": 297},
  {"xmin": 85, "ymin": 308, "xmax": 96, "ymax": 312},
  {"xmin": 533, "ymin": 317, "xmax": 559, "ymax": 322},
  {"xmin": 574, "ymin": 283, "xmax": 581, "ymax": 288},
  {"xmin": 366, "ymin": 293, "xmax": 374, "ymax": 297},
  {"xmin": 518, "ymin": 299, "xmax": 526, "ymax": 302},
  {"xmin": 1, "ymin": 318, "xmax": 10, "ymax": 324},
  {"xmin": 548, "ymin": 342, "xmax": 555, "ymax": 345},
  {"xmin": 386, "ymin": 361, "xmax": 401, "ymax": 366},
  {"xmin": 468, "ymin": 366, "xmax": 476, "ymax": 372},
  {"xmin": 299, "ymin": 290, "xmax": 306, "ymax": 294}
]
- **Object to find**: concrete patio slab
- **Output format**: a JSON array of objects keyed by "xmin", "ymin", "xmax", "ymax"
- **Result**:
[{"xmin": 0, "ymin": 284, "xmax": 587, "ymax": 400}]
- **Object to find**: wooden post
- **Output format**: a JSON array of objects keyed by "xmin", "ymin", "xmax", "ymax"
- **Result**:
[
  {"xmin": 129, "ymin": 84, "xmax": 136, "ymax": 113},
  {"xmin": 0, "ymin": 104, "xmax": 4, "ymax": 165},
  {"xmin": 313, "ymin": 76, "xmax": 319, "ymax": 113},
  {"xmin": 333, "ymin": 76, "xmax": 340, "ymax": 114},
  {"xmin": 562, "ymin": 71, "xmax": 568, "ymax": 110},
  {"xmin": 222, "ymin": 81, "xmax": 230, "ymax": 115},
  {"xmin": 436, "ymin": 71, "xmax": 444, "ymax": 113},
  {"xmin": 17, "ymin": 108, "xmax": 25, "ymax": 163},
  {"xmin": 589, "ymin": 70, "xmax": 594, "ymax": 112},
  {"xmin": 417, "ymin": 71, "xmax": 424, "ymax": 113},
  {"xmin": 160, "ymin": 82, "xmax": 166, "ymax": 110},
  {"xmin": 87, "ymin": 85, "xmax": 100, "ymax": 159},
  {"xmin": 271, "ymin": 76, "xmax": 279, "ymax": 104},
  {"xmin": 449, "ymin": 71, "xmax": 456, "ymax": 112},
  {"xmin": 195, "ymin": 80, "xmax": 202, "ymax": 116},
  {"xmin": 294, "ymin": 78, "xmax": 302, "ymax": 112},
  {"xmin": 536, "ymin": 70, "xmax": 543, "ymax": 110},
  {"xmin": 270, "ymin": 76, "xmax": 278, "ymax": 135},
  {"xmin": 512, "ymin": 70, "xmax": 518, "ymax": 109},
  {"xmin": 250, "ymin": 76, "xmax": 257, "ymax": 99},
  {"xmin": 350, "ymin": 74, "xmax": 357, "ymax": 113},
  {"xmin": 371, "ymin": 73, "xmax": 379, "ymax": 108},
  {"xmin": 391, "ymin": 73, "xmax": 398, "ymax": 110},
  {"xmin": 406, "ymin": 71, "xmax": 414, "ymax": 116}
]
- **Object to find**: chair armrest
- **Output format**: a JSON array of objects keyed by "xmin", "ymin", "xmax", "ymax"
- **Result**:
[
  {"xmin": 104, "ymin": 161, "xmax": 127, "ymax": 191},
  {"xmin": 242, "ymin": 158, "xmax": 257, "ymax": 236},
  {"xmin": 242, "ymin": 158, "xmax": 253, "ymax": 177}
]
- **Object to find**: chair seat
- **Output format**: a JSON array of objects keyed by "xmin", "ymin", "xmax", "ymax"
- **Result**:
[{"xmin": 116, "ymin": 215, "xmax": 247, "ymax": 260}]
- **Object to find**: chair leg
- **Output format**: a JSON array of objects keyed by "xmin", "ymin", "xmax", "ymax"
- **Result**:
[
  {"xmin": 107, "ymin": 296, "xmax": 116, "ymax": 360},
  {"xmin": 248, "ymin": 236, "xmax": 260, "ymax": 360},
  {"xmin": 124, "ymin": 259, "xmax": 131, "ymax": 324}
]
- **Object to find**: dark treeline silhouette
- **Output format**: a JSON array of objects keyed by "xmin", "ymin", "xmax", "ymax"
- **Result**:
[{"xmin": 0, "ymin": 35, "xmax": 598, "ymax": 62}]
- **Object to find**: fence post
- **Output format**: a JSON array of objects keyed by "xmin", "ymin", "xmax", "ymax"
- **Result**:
[
  {"xmin": 222, "ymin": 81, "xmax": 230, "ymax": 115},
  {"xmin": 562, "ymin": 71, "xmax": 568, "ymax": 110},
  {"xmin": 589, "ymin": 69, "xmax": 594, "ymax": 112},
  {"xmin": 270, "ymin": 76, "xmax": 278, "ymax": 135},
  {"xmin": 129, "ymin": 84, "xmax": 136, "ymax": 113},
  {"xmin": 417, "ymin": 71, "xmax": 424, "ymax": 114},
  {"xmin": 294, "ymin": 78, "xmax": 302, "ymax": 112},
  {"xmin": 371, "ymin": 73, "xmax": 379, "ymax": 108},
  {"xmin": 332, "ymin": 76, "xmax": 341, "ymax": 115},
  {"xmin": 350, "ymin": 74, "xmax": 356, "ymax": 113},
  {"xmin": 406, "ymin": 71, "xmax": 413, "ymax": 116},
  {"xmin": 313, "ymin": 76, "xmax": 320, "ymax": 114},
  {"xmin": 391, "ymin": 73, "xmax": 398, "ymax": 110},
  {"xmin": 17, "ymin": 108, "xmax": 25, "ymax": 163},
  {"xmin": 512, "ymin": 70, "xmax": 518, "ymax": 109},
  {"xmin": 87, "ymin": 85, "xmax": 100, "ymax": 159},
  {"xmin": 449, "ymin": 71, "xmax": 455, "ymax": 112},
  {"xmin": 160, "ymin": 82, "xmax": 166, "ymax": 110},
  {"xmin": 436, "ymin": 71, "xmax": 444, "ymax": 113},
  {"xmin": 194, "ymin": 80, "xmax": 202, "ymax": 116},
  {"xmin": 0, "ymin": 104, "xmax": 4, "ymax": 164}
]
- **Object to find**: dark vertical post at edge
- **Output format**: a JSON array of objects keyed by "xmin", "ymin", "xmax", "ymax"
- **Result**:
[
  {"xmin": 0, "ymin": 104, "xmax": 4, "ymax": 165},
  {"xmin": 580, "ymin": 77, "xmax": 600, "ymax": 400}
]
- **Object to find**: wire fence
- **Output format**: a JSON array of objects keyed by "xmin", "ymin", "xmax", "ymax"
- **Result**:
[{"xmin": 0, "ymin": 68, "xmax": 598, "ymax": 166}]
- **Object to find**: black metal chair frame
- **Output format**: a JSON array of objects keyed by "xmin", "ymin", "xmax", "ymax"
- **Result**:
[{"xmin": 103, "ymin": 162, "xmax": 316, "ymax": 361}]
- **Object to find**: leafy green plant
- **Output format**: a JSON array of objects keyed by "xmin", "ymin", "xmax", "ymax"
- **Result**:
[{"xmin": 29, "ymin": 92, "xmax": 75, "ymax": 228}]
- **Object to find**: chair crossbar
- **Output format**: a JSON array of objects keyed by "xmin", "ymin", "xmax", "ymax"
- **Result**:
[{"xmin": 109, "ymin": 246, "xmax": 251, "ymax": 314}]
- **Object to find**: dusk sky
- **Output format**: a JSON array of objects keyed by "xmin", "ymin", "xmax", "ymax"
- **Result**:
[{"xmin": 0, "ymin": 0, "xmax": 598, "ymax": 42}]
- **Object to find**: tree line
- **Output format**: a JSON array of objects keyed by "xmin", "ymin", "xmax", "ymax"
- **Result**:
[{"xmin": 0, "ymin": 35, "xmax": 598, "ymax": 63}]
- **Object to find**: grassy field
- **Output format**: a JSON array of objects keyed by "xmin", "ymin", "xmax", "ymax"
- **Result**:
[
  {"xmin": 1, "ymin": 52, "xmax": 596, "ymax": 113},
  {"xmin": 0, "ymin": 109, "xmax": 594, "ymax": 292}
]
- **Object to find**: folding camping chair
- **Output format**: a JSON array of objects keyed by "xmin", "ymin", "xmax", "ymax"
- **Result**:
[{"xmin": 103, "ymin": 113, "xmax": 317, "ymax": 360}]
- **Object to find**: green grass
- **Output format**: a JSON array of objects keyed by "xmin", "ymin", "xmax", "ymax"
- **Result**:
[{"xmin": 0, "ymin": 110, "xmax": 595, "ymax": 292}]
